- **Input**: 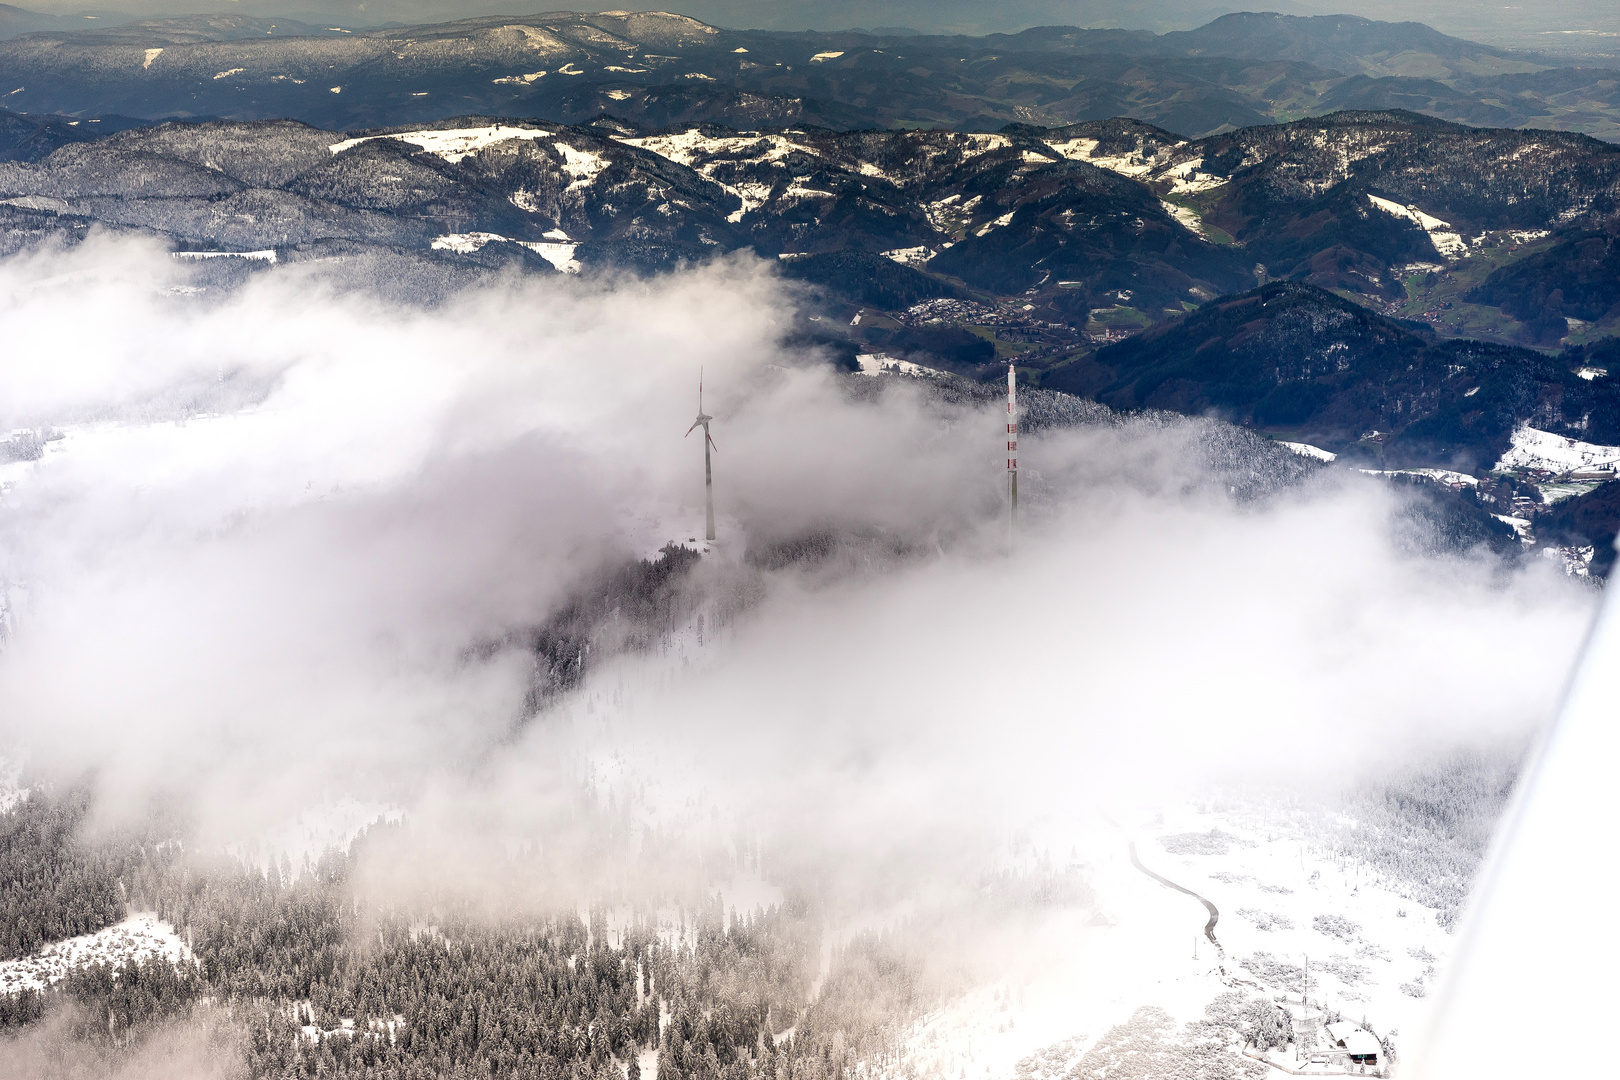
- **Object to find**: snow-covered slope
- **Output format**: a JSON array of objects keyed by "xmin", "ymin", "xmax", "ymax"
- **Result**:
[
  {"xmin": 1494, "ymin": 425, "xmax": 1620, "ymax": 473},
  {"xmin": 0, "ymin": 913, "xmax": 191, "ymax": 994}
]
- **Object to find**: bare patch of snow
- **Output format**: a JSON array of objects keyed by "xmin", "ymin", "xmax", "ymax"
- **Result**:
[
  {"xmin": 881, "ymin": 246, "xmax": 933, "ymax": 266},
  {"xmin": 856, "ymin": 354, "xmax": 948, "ymax": 379},
  {"xmin": 1494, "ymin": 514, "xmax": 1533, "ymax": 541},
  {"xmin": 553, "ymin": 142, "xmax": 608, "ymax": 188},
  {"xmin": 1279, "ymin": 441, "xmax": 1336, "ymax": 462},
  {"xmin": 1159, "ymin": 200, "xmax": 1207, "ymax": 239},
  {"xmin": 1495, "ymin": 425, "xmax": 1620, "ymax": 473},
  {"xmin": 1367, "ymin": 195, "xmax": 1467, "ymax": 259},
  {"xmin": 1161, "ymin": 157, "xmax": 1227, "ymax": 194},
  {"xmin": 0, "ymin": 913, "xmax": 191, "ymax": 995},
  {"xmin": 431, "ymin": 232, "xmax": 580, "ymax": 272},
  {"xmin": 330, "ymin": 124, "xmax": 556, "ymax": 163},
  {"xmin": 1361, "ymin": 468, "xmax": 1478, "ymax": 487},
  {"xmin": 976, "ymin": 210, "xmax": 1015, "ymax": 236}
]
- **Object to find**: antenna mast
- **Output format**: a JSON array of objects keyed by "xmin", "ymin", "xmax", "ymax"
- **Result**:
[
  {"xmin": 1007, "ymin": 363, "xmax": 1018, "ymax": 548},
  {"xmin": 686, "ymin": 370, "xmax": 717, "ymax": 542}
]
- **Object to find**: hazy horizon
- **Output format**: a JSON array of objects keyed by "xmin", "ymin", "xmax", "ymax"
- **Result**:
[{"xmin": 7, "ymin": 0, "xmax": 1616, "ymax": 50}]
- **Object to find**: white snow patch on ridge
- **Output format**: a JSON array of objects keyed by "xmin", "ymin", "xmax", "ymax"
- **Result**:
[
  {"xmin": 553, "ymin": 143, "xmax": 608, "ymax": 187},
  {"xmin": 1495, "ymin": 425, "xmax": 1620, "ymax": 473},
  {"xmin": 432, "ymin": 232, "xmax": 581, "ymax": 273},
  {"xmin": 856, "ymin": 353, "xmax": 948, "ymax": 379},
  {"xmin": 1362, "ymin": 467, "xmax": 1478, "ymax": 487},
  {"xmin": 1161, "ymin": 157, "xmax": 1227, "ymax": 194},
  {"xmin": 617, "ymin": 129, "xmax": 819, "ymax": 216},
  {"xmin": 881, "ymin": 246, "xmax": 933, "ymax": 266},
  {"xmin": 331, "ymin": 125, "xmax": 586, "ymax": 167},
  {"xmin": 1279, "ymin": 441, "xmax": 1336, "ymax": 461},
  {"xmin": 1160, "ymin": 200, "xmax": 1207, "ymax": 239},
  {"xmin": 1046, "ymin": 137, "xmax": 1158, "ymax": 178},
  {"xmin": 1367, "ymin": 195, "xmax": 1467, "ymax": 259},
  {"xmin": 0, "ymin": 913, "xmax": 191, "ymax": 995}
]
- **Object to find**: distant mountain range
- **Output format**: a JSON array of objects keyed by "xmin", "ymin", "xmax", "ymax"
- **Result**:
[
  {"xmin": 0, "ymin": 10, "xmax": 1615, "ymax": 141},
  {"xmin": 0, "ymin": 8, "xmax": 1617, "ymax": 558},
  {"xmin": 4, "ymin": 107, "xmax": 1611, "ymax": 344}
]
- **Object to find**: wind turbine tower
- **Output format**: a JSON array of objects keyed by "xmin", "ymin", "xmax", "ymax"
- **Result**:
[
  {"xmin": 686, "ymin": 371, "xmax": 718, "ymax": 542},
  {"xmin": 1007, "ymin": 363, "xmax": 1018, "ymax": 542}
]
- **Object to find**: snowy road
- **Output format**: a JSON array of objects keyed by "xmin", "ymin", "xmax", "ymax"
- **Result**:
[{"xmin": 1129, "ymin": 841, "xmax": 1221, "ymax": 948}]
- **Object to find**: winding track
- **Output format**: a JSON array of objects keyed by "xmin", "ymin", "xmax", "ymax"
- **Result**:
[{"xmin": 1129, "ymin": 840, "xmax": 1221, "ymax": 947}]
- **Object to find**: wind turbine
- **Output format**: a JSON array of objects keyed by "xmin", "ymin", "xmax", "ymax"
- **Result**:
[{"xmin": 685, "ymin": 370, "xmax": 717, "ymax": 542}]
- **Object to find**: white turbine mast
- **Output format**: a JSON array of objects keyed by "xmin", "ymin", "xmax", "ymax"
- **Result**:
[
  {"xmin": 1007, "ymin": 362, "xmax": 1019, "ymax": 547},
  {"xmin": 685, "ymin": 369, "xmax": 717, "ymax": 542}
]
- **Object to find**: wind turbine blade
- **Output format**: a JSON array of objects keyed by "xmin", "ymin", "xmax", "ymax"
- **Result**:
[
  {"xmin": 685, "ymin": 421, "xmax": 699, "ymax": 437},
  {"xmin": 707, "ymin": 432, "xmax": 718, "ymax": 452}
]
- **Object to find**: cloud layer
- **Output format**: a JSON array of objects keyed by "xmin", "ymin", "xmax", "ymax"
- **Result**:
[{"xmin": 0, "ymin": 235, "xmax": 1594, "ymax": 899}]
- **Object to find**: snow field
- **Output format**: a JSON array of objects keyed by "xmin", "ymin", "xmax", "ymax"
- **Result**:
[
  {"xmin": 0, "ymin": 913, "xmax": 191, "ymax": 994},
  {"xmin": 856, "ymin": 354, "xmax": 949, "ymax": 379},
  {"xmin": 330, "ymin": 124, "xmax": 553, "ymax": 162},
  {"xmin": 1279, "ymin": 442, "xmax": 1337, "ymax": 462},
  {"xmin": 1160, "ymin": 200, "xmax": 1209, "ymax": 238},
  {"xmin": 1146, "ymin": 802, "xmax": 1450, "ymax": 1046},
  {"xmin": 1366, "ymin": 195, "xmax": 1467, "ymax": 260},
  {"xmin": 431, "ymin": 232, "xmax": 581, "ymax": 272},
  {"xmin": 1494, "ymin": 425, "xmax": 1620, "ymax": 474}
]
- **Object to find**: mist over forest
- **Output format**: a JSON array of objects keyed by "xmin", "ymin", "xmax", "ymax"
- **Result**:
[
  {"xmin": 0, "ymin": 231, "xmax": 1594, "ymax": 1078},
  {"xmin": 1, "ymin": 0, "xmax": 1617, "ymax": 1075}
]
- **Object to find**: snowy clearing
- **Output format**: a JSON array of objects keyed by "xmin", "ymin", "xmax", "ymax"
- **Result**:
[
  {"xmin": 1366, "ymin": 195, "xmax": 1467, "ymax": 259},
  {"xmin": 1494, "ymin": 425, "xmax": 1620, "ymax": 474},
  {"xmin": 1160, "ymin": 200, "xmax": 1208, "ymax": 239},
  {"xmin": 1360, "ymin": 468, "xmax": 1477, "ymax": 487},
  {"xmin": 881, "ymin": 246, "xmax": 934, "ymax": 266},
  {"xmin": 430, "ymin": 233, "xmax": 580, "ymax": 272},
  {"xmin": 1279, "ymin": 442, "xmax": 1336, "ymax": 462},
  {"xmin": 1493, "ymin": 514, "xmax": 1533, "ymax": 541},
  {"xmin": 856, "ymin": 353, "xmax": 948, "ymax": 379},
  {"xmin": 329, "ymin": 124, "xmax": 584, "ymax": 165},
  {"xmin": 0, "ymin": 913, "xmax": 190, "ymax": 994},
  {"xmin": 1045, "ymin": 138, "xmax": 1157, "ymax": 178}
]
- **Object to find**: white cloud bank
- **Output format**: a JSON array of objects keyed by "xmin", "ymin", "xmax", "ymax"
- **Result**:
[{"xmin": 0, "ymin": 233, "xmax": 1596, "ymax": 888}]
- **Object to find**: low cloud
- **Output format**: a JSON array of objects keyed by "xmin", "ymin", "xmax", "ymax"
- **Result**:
[{"xmin": 0, "ymin": 234, "xmax": 1594, "ymax": 905}]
